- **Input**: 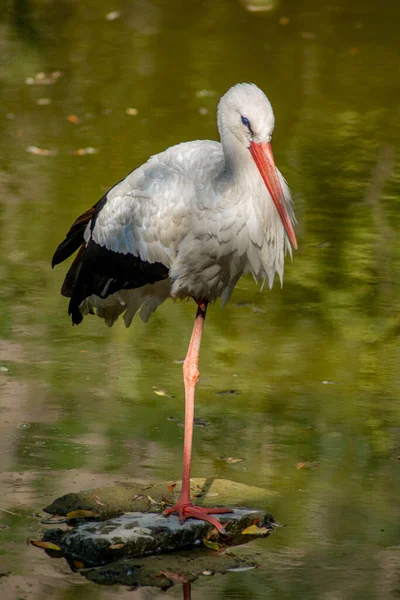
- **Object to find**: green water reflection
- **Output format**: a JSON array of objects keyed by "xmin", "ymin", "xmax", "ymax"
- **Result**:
[{"xmin": 1, "ymin": 0, "xmax": 400, "ymax": 598}]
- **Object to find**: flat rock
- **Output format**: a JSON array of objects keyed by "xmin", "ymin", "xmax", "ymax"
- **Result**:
[
  {"xmin": 43, "ymin": 508, "xmax": 274, "ymax": 566},
  {"xmin": 37, "ymin": 479, "xmax": 276, "ymax": 587},
  {"xmin": 43, "ymin": 478, "xmax": 274, "ymax": 517}
]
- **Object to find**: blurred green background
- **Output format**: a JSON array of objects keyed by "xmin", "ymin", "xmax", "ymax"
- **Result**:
[{"xmin": 0, "ymin": 0, "xmax": 400, "ymax": 598}]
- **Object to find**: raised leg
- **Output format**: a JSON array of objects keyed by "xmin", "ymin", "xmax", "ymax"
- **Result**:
[{"xmin": 163, "ymin": 300, "xmax": 232, "ymax": 533}]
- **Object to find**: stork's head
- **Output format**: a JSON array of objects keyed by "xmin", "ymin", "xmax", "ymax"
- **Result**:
[
  {"xmin": 218, "ymin": 83, "xmax": 297, "ymax": 250},
  {"xmin": 217, "ymin": 82, "xmax": 275, "ymax": 146}
]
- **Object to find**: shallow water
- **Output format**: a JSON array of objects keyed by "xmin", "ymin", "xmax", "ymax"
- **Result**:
[{"xmin": 1, "ymin": 0, "xmax": 400, "ymax": 598}]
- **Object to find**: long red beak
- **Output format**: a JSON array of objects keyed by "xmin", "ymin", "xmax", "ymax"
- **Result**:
[{"xmin": 249, "ymin": 141, "xmax": 297, "ymax": 250}]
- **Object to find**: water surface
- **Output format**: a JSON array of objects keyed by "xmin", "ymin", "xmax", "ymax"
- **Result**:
[{"xmin": 1, "ymin": 1, "xmax": 400, "ymax": 598}]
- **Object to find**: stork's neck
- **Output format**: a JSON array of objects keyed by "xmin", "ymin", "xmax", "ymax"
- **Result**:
[{"xmin": 218, "ymin": 130, "xmax": 260, "ymax": 194}]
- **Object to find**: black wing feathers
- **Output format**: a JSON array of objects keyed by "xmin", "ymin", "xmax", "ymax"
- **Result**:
[
  {"xmin": 52, "ymin": 193, "xmax": 169, "ymax": 325},
  {"xmin": 52, "ymin": 207, "xmax": 93, "ymax": 268},
  {"xmin": 66, "ymin": 240, "xmax": 168, "ymax": 325}
]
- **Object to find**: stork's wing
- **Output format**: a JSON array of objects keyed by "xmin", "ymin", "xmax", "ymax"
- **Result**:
[
  {"xmin": 52, "ymin": 183, "xmax": 171, "ymax": 325},
  {"xmin": 52, "ymin": 140, "xmax": 224, "ymax": 325},
  {"xmin": 89, "ymin": 141, "xmax": 224, "ymax": 263}
]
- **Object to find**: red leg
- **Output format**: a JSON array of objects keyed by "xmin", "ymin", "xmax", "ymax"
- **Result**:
[
  {"xmin": 163, "ymin": 300, "xmax": 232, "ymax": 533},
  {"xmin": 183, "ymin": 582, "xmax": 191, "ymax": 600}
]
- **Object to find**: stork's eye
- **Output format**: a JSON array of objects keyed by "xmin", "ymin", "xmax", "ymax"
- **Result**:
[{"xmin": 241, "ymin": 115, "xmax": 254, "ymax": 136}]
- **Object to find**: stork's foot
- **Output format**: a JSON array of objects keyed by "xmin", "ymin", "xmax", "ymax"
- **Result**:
[{"xmin": 163, "ymin": 501, "xmax": 233, "ymax": 534}]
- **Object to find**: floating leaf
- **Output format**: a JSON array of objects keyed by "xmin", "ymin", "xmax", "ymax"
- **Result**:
[
  {"xmin": 241, "ymin": 524, "xmax": 270, "ymax": 535},
  {"xmin": 25, "ymin": 71, "xmax": 62, "ymax": 85},
  {"xmin": 279, "ymin": 16, "xmax": 290, "ymax": 25},
  {"xmin": 30, "ymin": 540, "xmax": 62, "ymax": 551},
  {"xmin": 219, "ymin": 456, "xmax": 244, "ymax": 464},
  {"xmin": 202, "ymin": 538, "xmax": 222, "ymax": 551},
  {"xmin": 73, "ymin": 560, "xmax": 85, "ymax": 569},
  {"xmin": 153, "ymin": 388, "xmax": 174, "ymax": 398},
  {"xmin": 73, "ymin": 147, "xmax": 98, "ymax": 155},
  {"xmin": 126, "ymin": 108, "xmax": 139, "ymax": 116},
  {"xmin": 66, "ymin": 510, "xmax": 100, "ymax": 519},
  {"xmin": 157, "ymin": 570, "xmax": 188, "ymax": 584},
  {"xmin": 146, "ymin": 495, "xmax": 159, "ymax": 505},
  {"xmin": 227, "ymin": 565, "xmax": 256, "ymax": 572},
  {"xmin": 105, "ymin": 11, "xmax": 121, "ymax": 21},
  {"xmin": 26, "ymin": 146, "xmax": 57, "ymax": 156},
  {"xmin": 196, "ymin": 89, "xmax": 215, "ymax": 98},
  {"xmin": 296, "ymin": 461, "xmax": 319, "ymax": 470},
  {"xmin": 67, "ymin": 114, "xmax": 79, "ymax": 124}
]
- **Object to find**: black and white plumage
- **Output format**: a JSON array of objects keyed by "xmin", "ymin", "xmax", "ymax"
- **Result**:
[
  {"xmin": 52, "ymin": 83, "xmax": 297, "ymax": 328},
  {"xmin": 53, "ymin": 83, "xmax": 297, "ymax": 531}
]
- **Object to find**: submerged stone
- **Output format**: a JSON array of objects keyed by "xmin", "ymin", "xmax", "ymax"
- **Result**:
[{"xmin": 78, "ymin": 547, "xmax": 257, "ymax": 588}]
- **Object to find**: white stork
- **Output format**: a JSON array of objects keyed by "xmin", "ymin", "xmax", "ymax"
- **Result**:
[{"xmin": 52, "ymin": 83, "xmax": 297, "ymax": 533}]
